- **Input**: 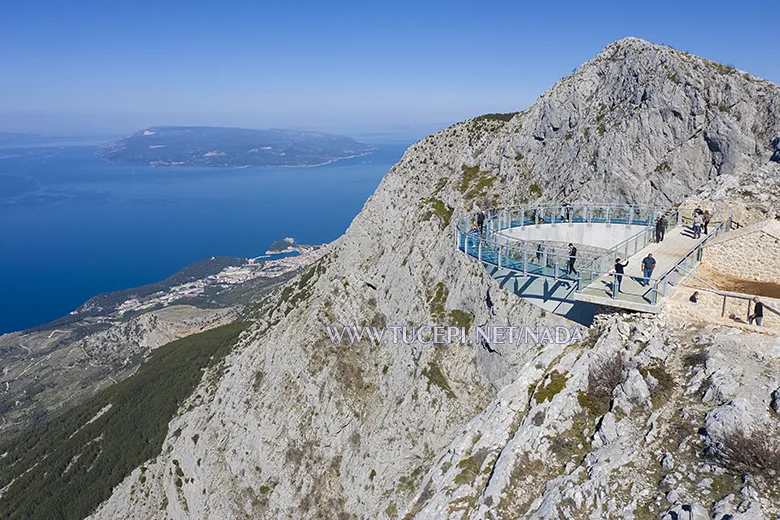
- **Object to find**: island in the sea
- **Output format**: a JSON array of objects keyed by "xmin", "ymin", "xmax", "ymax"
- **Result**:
[{"xmin": 96, "ymin": 126, "xmax": 377, "ymax": 167}]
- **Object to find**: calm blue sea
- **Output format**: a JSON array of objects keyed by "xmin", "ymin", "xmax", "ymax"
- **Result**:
[{"xmin": 0, "ymin": 142, "xmax": 409, "ymax": 334}]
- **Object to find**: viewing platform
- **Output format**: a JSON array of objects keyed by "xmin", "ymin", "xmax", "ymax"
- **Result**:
[{"xmin": 455, "ymin": 204, "xmax": 731, "ymax": 317}]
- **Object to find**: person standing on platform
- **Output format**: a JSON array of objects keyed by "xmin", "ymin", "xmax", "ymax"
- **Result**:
[
  {"xmin": 614, "ymin": 258, "xmax": 629, "ymax": 294},
  {"xmin": 567, "ymin": 243, "xmax": 578, "ymax": 276},
  {"xmin": 640, "ymin": 253, "xmax": 656, "ymax": 286}
]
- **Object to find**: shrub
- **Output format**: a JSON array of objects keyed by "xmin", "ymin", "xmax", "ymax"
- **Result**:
[
  {"xmin": 715, "ymin": 426, "xmax": 780, "ymax": 478},
  {"xmin": 578, "ymin": 353, "xmax": 627, "ymax": 417}
]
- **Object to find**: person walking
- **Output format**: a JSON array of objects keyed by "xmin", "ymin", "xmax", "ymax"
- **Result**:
[
  {"xmin": 614, "ymin": 258, "xmax": 628, "ymax": 294},
  {"xmin": 749, "ymin": 297, "xmax": 764, "ymax": 326},
  {"xmin": 567, "ymin": 243, "xmax": 578, "ymax": 276},
  {"xmin": 703, "ymin": 210, "xmax": 711, "ymax": 234},
  {"xmin": 640, "ymin": 253, "xmax": 656, "ymax": 286},
  {"xmin": 655, "ymin": 217, "xmax": 663, "ymax": 243},
  {"xmin": 692, "ymin": 212, "xmax": 704, "ymax": 239},
  {"xmin": 477, "ymin": 210, "xmax": 485, "ymax": 235}
]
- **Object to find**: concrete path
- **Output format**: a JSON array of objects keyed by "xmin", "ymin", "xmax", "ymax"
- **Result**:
[{"xmin": 575, "ymin": 224, "xmax": 707, "ymax": 312}]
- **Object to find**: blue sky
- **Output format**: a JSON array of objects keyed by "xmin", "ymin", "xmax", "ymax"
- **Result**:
[{"xmin": 0, "ymin": 0, "xmax": 776, "ymax": 139}]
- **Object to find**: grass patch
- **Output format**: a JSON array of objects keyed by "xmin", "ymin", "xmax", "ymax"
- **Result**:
[
  {"xmin": 655, "ymin": 161, "xmax": 671, "ymax": 173},
  {"xmin": 420, "ymin": 197, "xmax": 454, "ymax": 227},
  {"xmin": 0, "ymin": 322, "xmax": 249, "ymax": 520},
  {"xmin": 453, "ymin": 448, "xmax": 489, "ymax": 486},
  {"xmin": 639, "ymin": 362, "xmax": 674, "ymax": 406},
  {"xmin": 529, "ymin": 183, "xmax": 543, "ymax": 198},
  {"xmin": 448, "ymin": 309, "xmax": 474, "ymax": 331},
  {"xmin": 458, "ymin": 165, "xmax": 496, "ymax": 201},
  {"xmin": 535, "ymin": 370, "xmax": 568, "ymax": 404},
  {"xmin": 422, "ymin": 362, "xmax": 455, "ymax": 398}
]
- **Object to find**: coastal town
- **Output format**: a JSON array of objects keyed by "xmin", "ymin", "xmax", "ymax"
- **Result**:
[{"xmin": 114, "ymin": 240, "xmax": 327, "ymax": 315}]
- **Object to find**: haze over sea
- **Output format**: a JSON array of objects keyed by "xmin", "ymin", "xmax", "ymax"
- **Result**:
[{"xmin": 0, "ymin": 140, "xmax": 409, "ymax": 334}]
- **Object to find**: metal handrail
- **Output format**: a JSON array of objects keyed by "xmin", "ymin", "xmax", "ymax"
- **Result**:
[
  {"xmin": 455, "ymin": 202, "xmax": 735, "ymax": 309},
  {"xmin": 676, "ymin": 265, "xmax": 780, "ymax": 319}
]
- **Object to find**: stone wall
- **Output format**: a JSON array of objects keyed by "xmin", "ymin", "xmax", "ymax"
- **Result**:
[{"xmin": 702, "ymin": 227, "xmax": 780, "ymax": 282}]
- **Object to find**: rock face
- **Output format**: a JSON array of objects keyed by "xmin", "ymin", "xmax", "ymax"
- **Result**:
[{"xmin": 80, "ymin": 38, "xmax": 780, "ymax": 519}]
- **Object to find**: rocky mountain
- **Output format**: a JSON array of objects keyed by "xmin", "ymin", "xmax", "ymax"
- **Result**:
[
  {"xmin": 2, "ymin": 38, "xmax": 779, "ymax": 519},
  {"xmin": 97, "ymin": 126, "xmax": 377, "ymax": 167}
]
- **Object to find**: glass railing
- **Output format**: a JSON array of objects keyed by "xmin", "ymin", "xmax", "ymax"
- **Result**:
[{"xmin": 456, "ymin": 203, "xmax": 667, "ymax": 288}]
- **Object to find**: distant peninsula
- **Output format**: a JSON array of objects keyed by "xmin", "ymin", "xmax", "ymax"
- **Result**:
[{"xmin": 96, "ymin": 126, "xmax": 376, "ymax": 167}]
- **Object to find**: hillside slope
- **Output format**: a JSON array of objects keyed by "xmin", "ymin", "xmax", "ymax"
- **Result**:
[{"xmin": 7, "ymin": 38, "xmax": 780, "ymax": 519}]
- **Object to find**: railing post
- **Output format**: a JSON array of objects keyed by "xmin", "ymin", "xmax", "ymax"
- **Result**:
[
  {"xmin": 498, "ymin": 248, "xmax": 502, "ymax": 269},
  {"xmin": 522, "ymin": 246, "xmax": 527, "ymax": 275},
  {"xmin": 520, "ymin": 208, "xmax": 525, "ymax": 227},
  {"xmin": 629, "ymin": 207, "xmax": 634, "ymax": 225},
  {"xmin": 465, "ymin": 235, "xmax": 470, "ymax": 256},
  {"xmin": 456, "ymin": 229, "xmax": 461, "ymax": 250},
  {"xmin": 721, "ymin": 295, "xmax": 727, "ymax": 317},
  {"xmin": 554, "ymin": 258, "xmax": 559, "ymax": 281},
  {"xmin": 478, "ymin": 240, "xmax": 482, "ymax": 262},
  {"xmin": 606, "ymin": 206, "xmax": 611, "ymax": 224}
]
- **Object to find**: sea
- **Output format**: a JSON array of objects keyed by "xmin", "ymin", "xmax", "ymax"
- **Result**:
[{"xmin": 0, "ymin": 140, "xmax": 410, "ymax": 334}]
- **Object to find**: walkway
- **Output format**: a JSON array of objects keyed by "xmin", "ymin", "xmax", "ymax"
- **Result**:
[
  {"xmin": 574, "ymin": 224, "xmax": 707, "ymax": 312},
  {"xmin": 456, "ymin": 203, "xmax": 733, "ymax": 315}
]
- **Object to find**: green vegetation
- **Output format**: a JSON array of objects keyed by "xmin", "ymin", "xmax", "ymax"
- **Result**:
[
  {"xmin": 534, "ymin": 370, "xmax": 568, "ymax": 404},
  {"xmin": 420, "ymin": 197, "xmax": 454, "ymax": 227},
  {"xmin": 385, "ymin": 502, "xmax": 398, "ymax": 518},
  {"xmin": 458, "ymin": 164, "xmax": 496, "ymax": 202},
  {"xmin": 453, "ymin": 448, "xmax": 489, "ymax": 485},
  {"xmin": 422, "ymin": 362, "xmax": 455, "ymax": 398},
  {"xmin": 564, "ymin": 132, "xmax": 573, "ymax": 140},
  {"xmin": 448, "ymin": 309, "xmax": 474, "ymax": 331},
  {"xmin": 529, "ymin": 183, "xmax": 543, "ymax": 198},
  {"xmin": 474, "ymin": 112, "xmax": 519, "ymax": 122},
  {"xmin": 0, "ymin": 322, "xmax": 249, "ymax": 519},
  {"xmin": 639, "ymin": 362, "xmax": 675, "ymax": 406},
  {"xmin": 655, "ymin": 161, "xmax": 672, "ymax": 173}
]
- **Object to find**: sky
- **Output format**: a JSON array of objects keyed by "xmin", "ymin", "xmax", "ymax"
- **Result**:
[{"xmin": 0, "ymin": 0, "xmax": 776, "ymax": 140}]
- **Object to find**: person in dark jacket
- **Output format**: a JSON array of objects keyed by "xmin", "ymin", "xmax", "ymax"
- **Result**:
[
  {"xmin": 567, "ymin": 243, "xmax": 578, "ymax": 276},
  {"xmin": 749, "ymin": 297, "xmax": 764, "ymax": 326},
  {"xmin": 614, "ymin": 258, "xmax": 628, "ymax": 294},
  {"xmin": 476, "ymin": 211, "xmax": 485, "ymax": 234},
  {"xmin": 657, "ymin": 215, "xmax": 667, "ymax": 242}
]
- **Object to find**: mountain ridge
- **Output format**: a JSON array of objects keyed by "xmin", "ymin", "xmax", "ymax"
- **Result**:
[{"xmin": 97, "ymin": 125, "xmax": 377, "ymax": 167}]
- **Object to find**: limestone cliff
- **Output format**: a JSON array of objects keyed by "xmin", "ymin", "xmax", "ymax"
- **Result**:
[{"xmin": 76, "ymin": 38, "xmax": 780, "ymax": 519}]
